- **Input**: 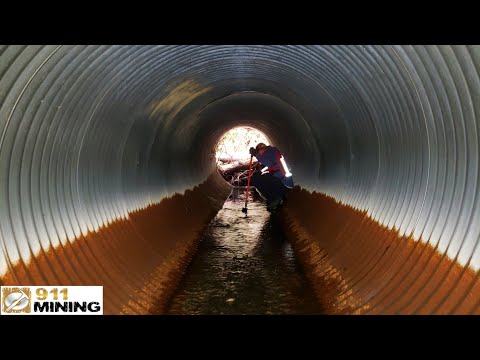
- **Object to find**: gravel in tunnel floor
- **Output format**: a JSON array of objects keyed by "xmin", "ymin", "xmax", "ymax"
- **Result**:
[{"xmin": 166, "ymin": 187, "xmax": 324, "ymax": 315}]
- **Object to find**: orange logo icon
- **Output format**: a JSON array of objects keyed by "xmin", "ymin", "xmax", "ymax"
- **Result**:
[{"xmin": 2, "ymin": 287, "xmax": 31, "ymax": 314}]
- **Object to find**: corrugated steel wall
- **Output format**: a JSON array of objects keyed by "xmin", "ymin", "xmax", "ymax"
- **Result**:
[{"xmin": 1, "ymin": 46, "xmax": 478, "ymax": 313}]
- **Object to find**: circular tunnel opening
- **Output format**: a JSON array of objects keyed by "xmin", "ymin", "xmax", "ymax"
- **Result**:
[
  {"xmin": 215, "ymin": 126, "xmax": 270, "ymax": 186},
  {"xmin": 1, "ymin": 45, "xmax": 479, "ymax": 315}
]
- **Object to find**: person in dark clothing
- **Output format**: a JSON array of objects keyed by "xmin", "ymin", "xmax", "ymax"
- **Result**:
[{"xmin": 249, "ymin": 143, "xmax": 294, "ymax": 211}]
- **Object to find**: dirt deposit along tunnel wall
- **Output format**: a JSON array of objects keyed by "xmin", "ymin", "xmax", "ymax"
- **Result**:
[{"xmin": 1, "ymin": 45, "xmax": 479, "ymax": 314}]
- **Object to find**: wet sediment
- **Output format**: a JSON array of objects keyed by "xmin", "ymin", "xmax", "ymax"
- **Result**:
[{"xmin": 167, "ymin": 188, "xmax": 324, "ymax": 315}]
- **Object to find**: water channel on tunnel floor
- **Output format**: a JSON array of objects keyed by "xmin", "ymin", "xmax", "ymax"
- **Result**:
[{"xmin": 167, "ymin": 187, "xmax": 324, "ymax": 315}]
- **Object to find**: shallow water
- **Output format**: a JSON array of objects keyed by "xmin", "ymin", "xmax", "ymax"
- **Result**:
[{"xmin": 166, "ymin": 187, "xmax": 324, "ymax": 315}]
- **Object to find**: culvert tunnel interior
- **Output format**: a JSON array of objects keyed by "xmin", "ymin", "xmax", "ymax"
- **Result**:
[{"xmin": 1, "ymin": 45, "xmax": 479, "ymax": 314}]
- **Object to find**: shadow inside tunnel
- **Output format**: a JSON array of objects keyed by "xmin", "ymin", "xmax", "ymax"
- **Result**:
[{"xmin": 164, "ymin": 188, "xmax": 325, "ymax": 315}]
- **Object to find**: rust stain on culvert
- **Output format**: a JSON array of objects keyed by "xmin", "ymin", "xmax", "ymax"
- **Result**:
[
  {"xmin": 3, "ymin": 178, "xmax": 479, "ymax": 315},
  {"xmin": 0, "ymin": 173, "xmax": 231, "ymax": 314},
  {"xmin": 279, "ymin": 187, "xmax": 480, "ymax": 315}
]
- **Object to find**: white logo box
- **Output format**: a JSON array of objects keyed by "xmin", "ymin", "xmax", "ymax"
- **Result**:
[{"xmin": 1, "ymin": 286, "xmax": 103, "ymax": 315}]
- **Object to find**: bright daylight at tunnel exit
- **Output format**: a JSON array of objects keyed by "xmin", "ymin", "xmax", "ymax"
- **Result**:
[
  {"xmin": 215, "ymin": 126, "xmax": 270, "ymax": 186},
  {"xmin": 1, "ymin": 45, "xmax": 480, "ymax": 315}
]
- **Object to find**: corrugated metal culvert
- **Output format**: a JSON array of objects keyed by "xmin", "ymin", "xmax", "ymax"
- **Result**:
[{"xmin": 0, "ymin": 45, "xmax": 479, "ymax": 314}]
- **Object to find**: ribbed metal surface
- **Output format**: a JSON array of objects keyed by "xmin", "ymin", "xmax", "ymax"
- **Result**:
[{"xmin": 0, "ymin": 45, "xmax": 479, "ymax": 313}]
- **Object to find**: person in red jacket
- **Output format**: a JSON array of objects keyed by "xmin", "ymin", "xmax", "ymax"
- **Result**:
[{"xmin": 249, "ymin": 143, "xmax": 294, "ymax": 211}]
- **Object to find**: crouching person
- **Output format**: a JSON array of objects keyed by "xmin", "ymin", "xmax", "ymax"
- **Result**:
[{"xmin": 249, "ymin": 143, "xmax": 294, "ymax": 212}]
